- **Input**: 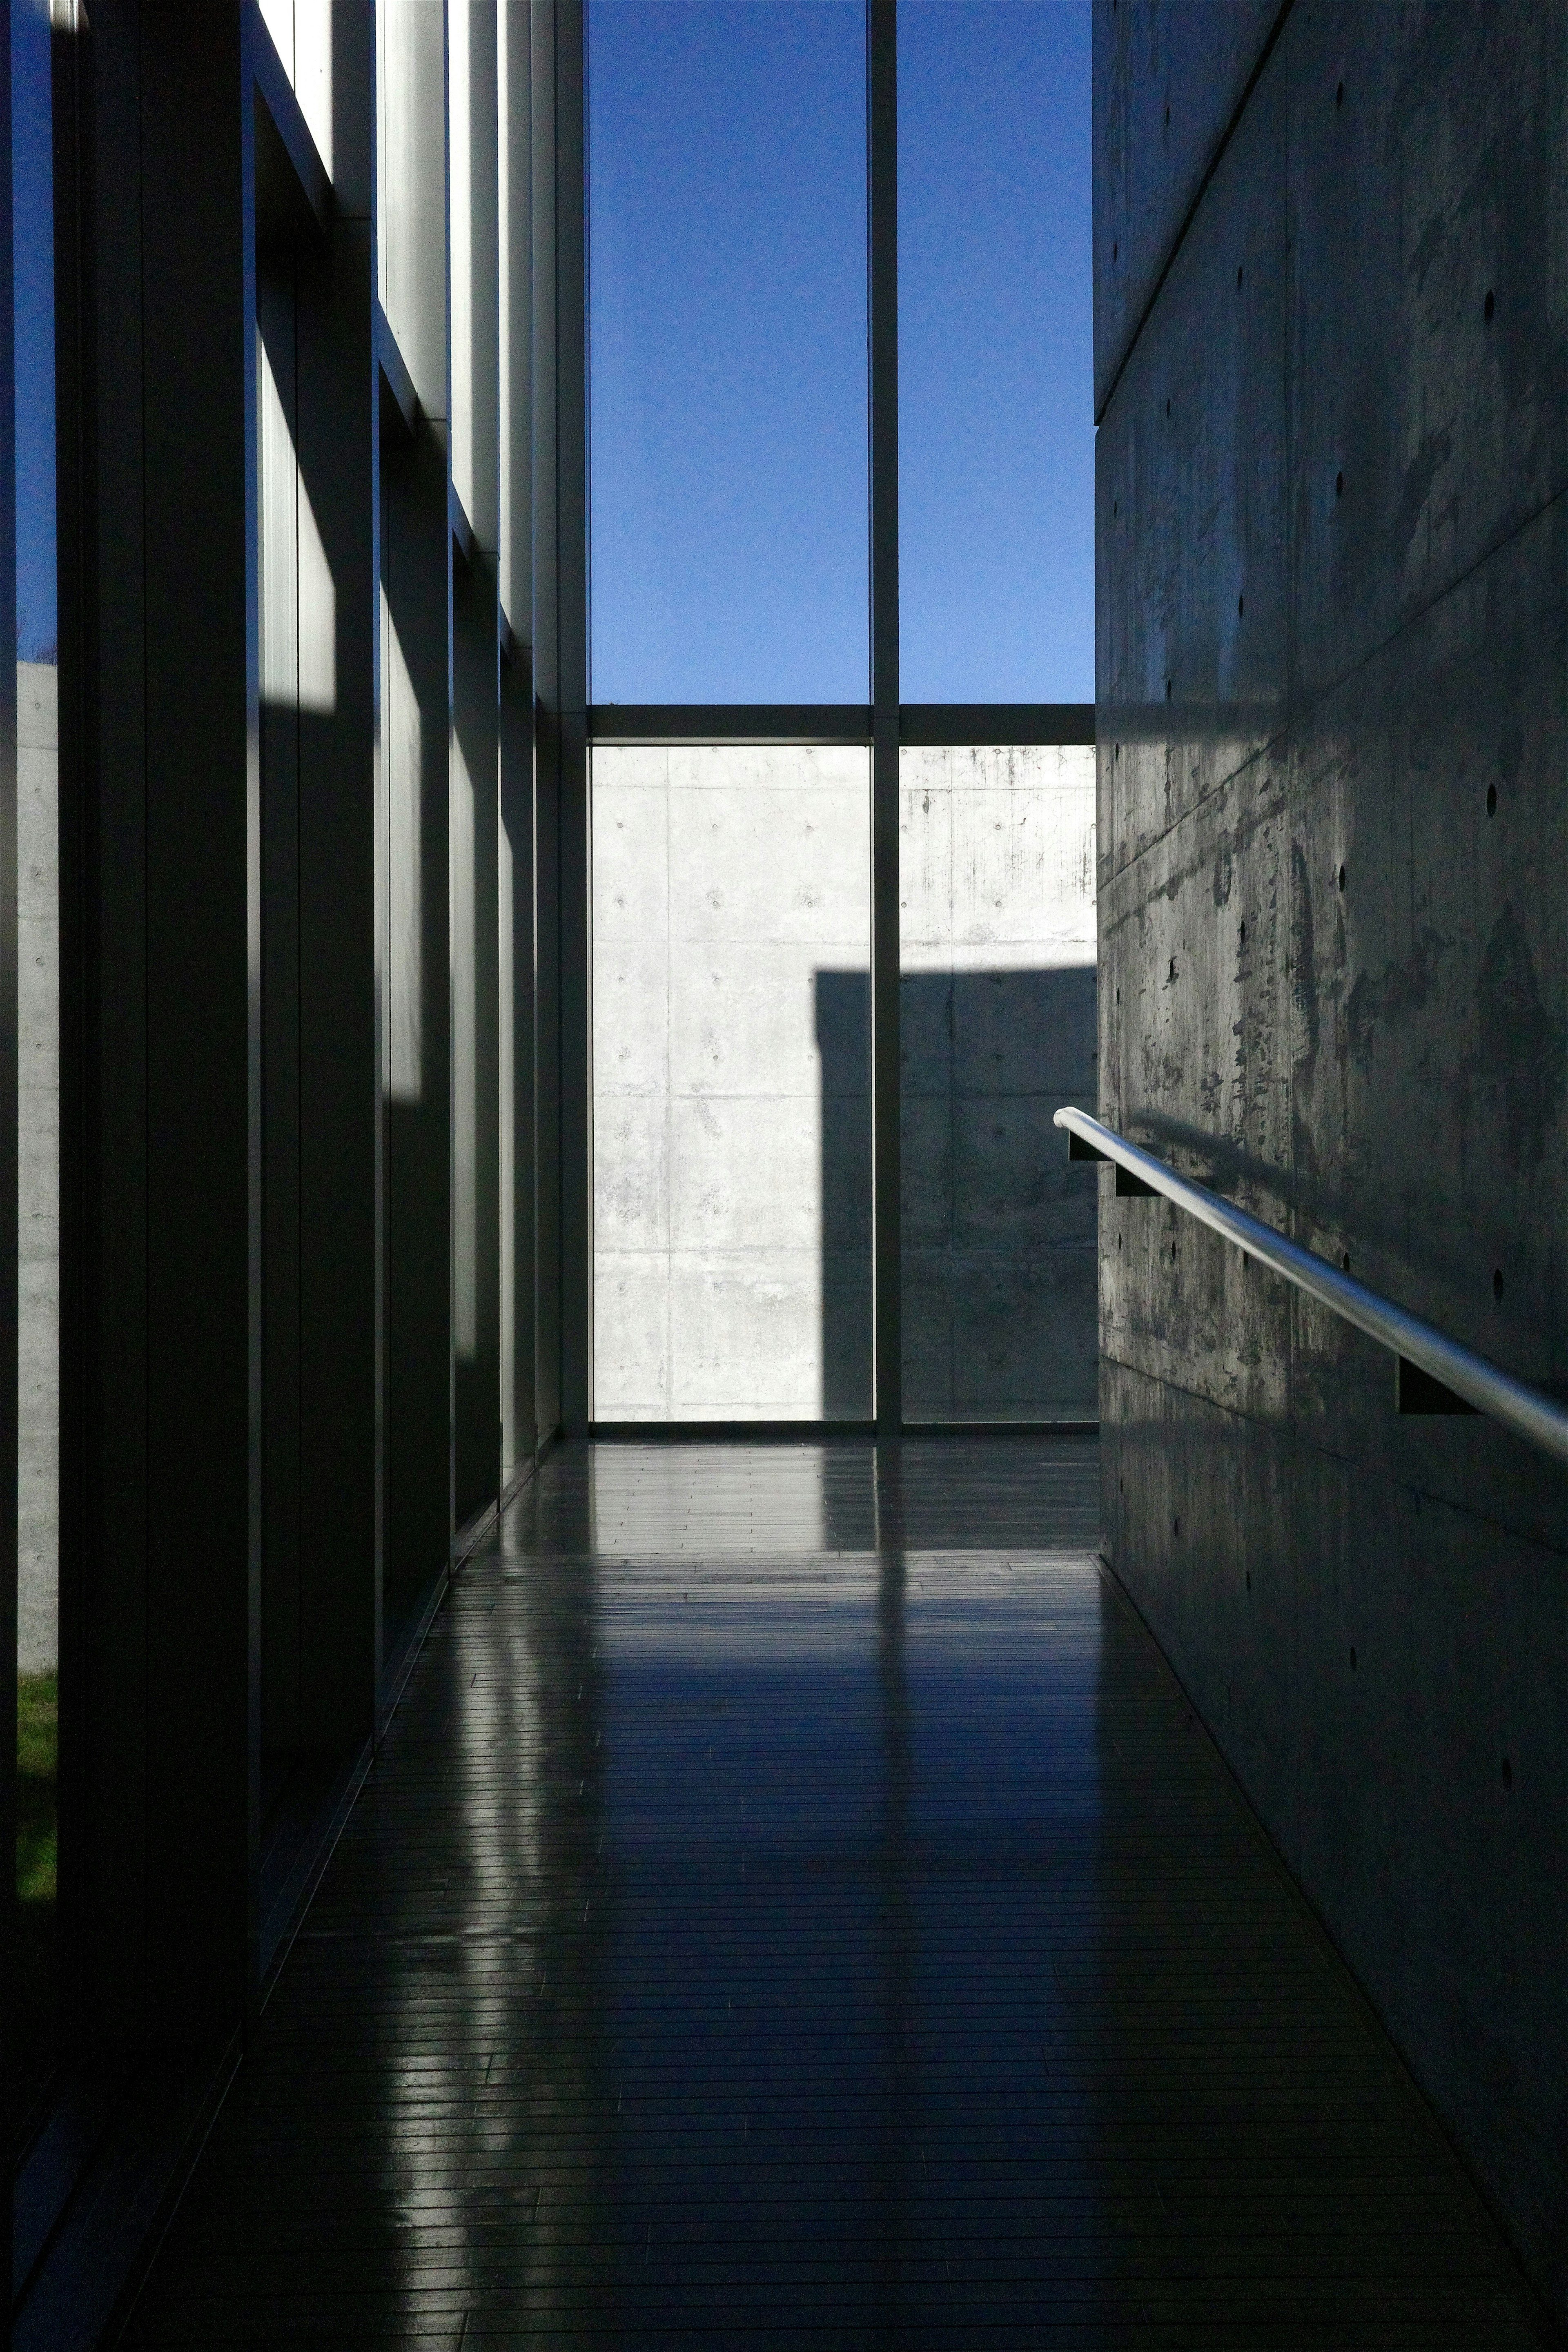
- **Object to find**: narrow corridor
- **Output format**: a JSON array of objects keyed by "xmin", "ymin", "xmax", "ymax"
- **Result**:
[{"xmin": 127, "ymin": 1441, "xmax": 1546, "ymax": 2346}]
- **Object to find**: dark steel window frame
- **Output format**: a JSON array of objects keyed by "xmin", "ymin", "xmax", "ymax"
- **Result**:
[{"xmin": 587, "ymin": 704, "xmax": 1094, "ymax": 749}]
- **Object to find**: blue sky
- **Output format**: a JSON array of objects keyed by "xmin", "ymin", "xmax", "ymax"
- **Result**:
[
  {"xmin": 588, "ymin": 0, "xmax": 871, "ymax": 703},
  {"xmin": 13, "ymin": 2, "xmax": 1093, "ymax": 694},
  {"xmin": 588, "ymin": 0, "xmax": 1092, "ymax": 706},
  {"xmin": 13, "ymin": 0, "xmax": 55, "ymax": 663},
  {"xmin": 898, "ymin": 0, "xmax": 1092, "ymax": 701}
]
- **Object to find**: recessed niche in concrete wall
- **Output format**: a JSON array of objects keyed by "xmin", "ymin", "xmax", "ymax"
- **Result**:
[
  {"xmin": 900, "ymin": 744, "xmax": 1098, "ymax": 1420},
  {"xmin": 592, "ymin": 744, "xmax": 872, "ymax": 1419}
]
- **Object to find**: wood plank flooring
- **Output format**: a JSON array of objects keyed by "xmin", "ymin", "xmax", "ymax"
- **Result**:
[{"xmin": 125, "ymin": 1439, "xmax": 1550, "ymax": 2346}]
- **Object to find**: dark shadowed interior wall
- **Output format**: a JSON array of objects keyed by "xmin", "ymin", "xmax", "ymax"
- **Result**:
[{"xmin": 1094, "ymin": 0, "xmax": 1566, "ymax": 2319}]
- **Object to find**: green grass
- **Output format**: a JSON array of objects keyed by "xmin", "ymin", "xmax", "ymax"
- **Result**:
[{"xmin": 18, "ymin": 1670, "xmax": 57, "ymax": 1907}]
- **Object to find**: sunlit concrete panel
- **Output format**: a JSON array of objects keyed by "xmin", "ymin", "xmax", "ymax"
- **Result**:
[
  {"xmin": 593, "ymin": 1094, "xmax": 668, "ymax": 1254},
  {"xmin": 667, "ymin": 1254, "xmax": 826, "ymax": 1420},
  {"xmin": 668, "ymin": 943, "xmax": 846, "ymax": 1102},
  {"xmin": 592, "ymin": 744, "xmax": 871, "ymax": 1420},
  {"xmin": 592, "ymin": 1254, "xmax": 672, "ymax": 1420},
  {"xmin": 900, "ymin": 744, "xmax": 1098, "ymax": 1421},
  {"xmin": 669, "ymin": 1094, "xmax": 822, "ymax": 1254},
  {"xmin": 592, "ymin": 935, "xmax": 669, "ymax": 1100}
]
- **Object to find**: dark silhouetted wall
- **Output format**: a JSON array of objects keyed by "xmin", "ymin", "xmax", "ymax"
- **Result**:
[{"xmin": 1094, "ymin": 0, "xmax": 1566, "ymax": 2316}]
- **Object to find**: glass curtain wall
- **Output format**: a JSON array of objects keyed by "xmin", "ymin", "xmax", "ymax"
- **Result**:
[
  {"xmin": 586, "ymin": 0, "xmax": 868, "ymax": 706},
  {"xmin": 13, "ymin": 0, "xmax": 60, "ymax": 2147},
  {"xmin": 587, "ymin": 0, "xmax": 1095, "ymax": 1427},
  {"xmin": 897, "ymin": 1, "xmax": 1096, "ymax": 1422},
  {"xmin": 587, "ymin": 0, "xmax": 872, "ymax": 1421}
]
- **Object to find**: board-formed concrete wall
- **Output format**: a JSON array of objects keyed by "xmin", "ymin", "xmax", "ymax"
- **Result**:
[
  {"xmin": 1094, "ymin": 1, "xmax": 1567, "ymax": 2316},
  {"xmin": 18, "ymin": 661, "xmax": 58, "ymax": 1675}
]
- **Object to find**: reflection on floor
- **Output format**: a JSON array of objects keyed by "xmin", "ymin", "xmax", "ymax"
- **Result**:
[{"xmin": 127, "ymin": 1440, "xmax": 1547, "ymax": 2347}]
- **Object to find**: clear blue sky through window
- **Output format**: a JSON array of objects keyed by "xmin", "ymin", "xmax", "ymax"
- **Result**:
[
  {"xmin": 899, "ymin": 0, "xmax": 1092, "ymax": 703},
  {"xmin": 588, "ymin": 0, "xmax": 869, "ymax": 705},
  {"xmin": 13, "ymin": 0, "xmax": 55, "ymax": 663},
  {"xmin": 589, "ymin": 0, "xmax": 1092, "ymax": 713}
]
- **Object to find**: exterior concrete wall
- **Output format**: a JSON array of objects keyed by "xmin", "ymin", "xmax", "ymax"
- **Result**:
[
  {"xmin": 18, "ymin": 661, "xmax": 58, "ymax": 1676},
  {"xmin": 1095, "ymin": 0, "xmax": 1568, "ymax": 2316},
  {"xmin": 900, "ymin": 744, "xmax": 1098, "ymax": 1420},
  {"xmin": 592, "ymin": 742, "xmax": 1100, "ymax": 1423},
  {"xmin": 592, "ymin": 744, "xmax": 871, "ymax": 1419}
]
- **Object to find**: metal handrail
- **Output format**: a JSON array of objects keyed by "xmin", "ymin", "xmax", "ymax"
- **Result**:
[{"xmin": 1055, "ymin": 1105, "xmax": 1568, "ymax": 1472}]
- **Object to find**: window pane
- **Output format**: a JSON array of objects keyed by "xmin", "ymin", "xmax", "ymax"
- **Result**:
[
  {"xmin": 593, "ymin": 745, "xmax": 871, "ymax": 1418},
  {"xmin": 14, "ymin": 0, "xmax": 59, "ymax": 2145},
  {"xmin": 898, "ymin": 1, "xmax": 1093, "ymax": 701},
  {"xmin": 588, "ymin": 2, "xmax": 868, "ymax": 704},
  {"xmin": 900, "ymin": 745, "xmax": 1097, "ymax": 1420}
]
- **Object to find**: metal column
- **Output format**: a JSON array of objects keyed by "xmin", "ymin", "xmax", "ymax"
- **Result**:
[{"xmin": 868, "ymin": 0, "xmax": 900, "ymax": 1441}]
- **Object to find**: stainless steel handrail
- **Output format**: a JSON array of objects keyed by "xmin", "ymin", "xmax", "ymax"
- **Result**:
[{"xmin": 1055, "ymin": 1105, "xmax": 1568, "ymax": 1471}]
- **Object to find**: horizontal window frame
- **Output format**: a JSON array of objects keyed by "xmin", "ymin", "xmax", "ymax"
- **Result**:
[{"xmin": 586, "ymin": 702, "xmax": 1095, "ymax": 748}]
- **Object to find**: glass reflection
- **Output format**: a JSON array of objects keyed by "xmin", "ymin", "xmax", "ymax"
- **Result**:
[
  {"xmin": 363, "ymin": 1440, "xmax": 1106, "ymax": 2334},
  {"xmin": 131, "ymin": 1441, "xmax": 1522, "ymax": 2342}
]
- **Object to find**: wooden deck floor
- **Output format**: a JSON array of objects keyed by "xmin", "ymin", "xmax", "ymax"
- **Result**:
[{"xmin": 127, "ymin": 1439, "xmax": 1549, "ymax": 2346}]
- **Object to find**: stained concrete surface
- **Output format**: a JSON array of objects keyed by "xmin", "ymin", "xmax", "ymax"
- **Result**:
[
  {"xmin": 18, "ymin": 662, "xmax": 58, "ymax": 1676},
  {"xmin": 592, "ymin": 744, "xmax": 1098, "ymax": 1423},
  {"xmin": 1095, "ymin": 0, "xmax": 1568, "ymax": 2319}
]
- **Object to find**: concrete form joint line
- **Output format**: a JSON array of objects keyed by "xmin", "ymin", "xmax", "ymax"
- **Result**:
[
  {"xmin": 1094, "ymin": 0, "xmax": 1296, "ymax": 429},
  {"xmin": 1074, "ymin": 1112, "xmax": 1568, "ymax": 1470},
  {"xmin": 1105, "ymin": 734, "xmax": 1284, "ymax": 893},
  {"xmin": 1104, "ymin": 481, "xmax": 1568, "ymax": 892},
  {"xmin": 1099, "ymin": 1342, "xmax": 1568, "ymax": 1556}
]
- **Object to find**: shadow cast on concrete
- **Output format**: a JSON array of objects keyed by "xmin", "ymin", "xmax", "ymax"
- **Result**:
[{"xmin": 815, "ymin": 967, "xmax": 1099, "ymax": 1422}]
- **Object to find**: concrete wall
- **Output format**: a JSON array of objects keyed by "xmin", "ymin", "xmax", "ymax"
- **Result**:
[
  {"xmin": 592, "ymin": 741, "xmax": 1100, "ymax": 1423},
  {"xmin": 592, "ymin": 744, "xmax": 872, "ymax": 1419},
  {"xmin": 1095, "ymin": 0, "xmax": 1567, "ymax": 2317},
  {"xmin": 18, "ymin": 661, "xmax": 58, "ymax": 1677},
  {"xmin": 900, "ymin": 744, "xmax": 1098, "ymax": 1420}
]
